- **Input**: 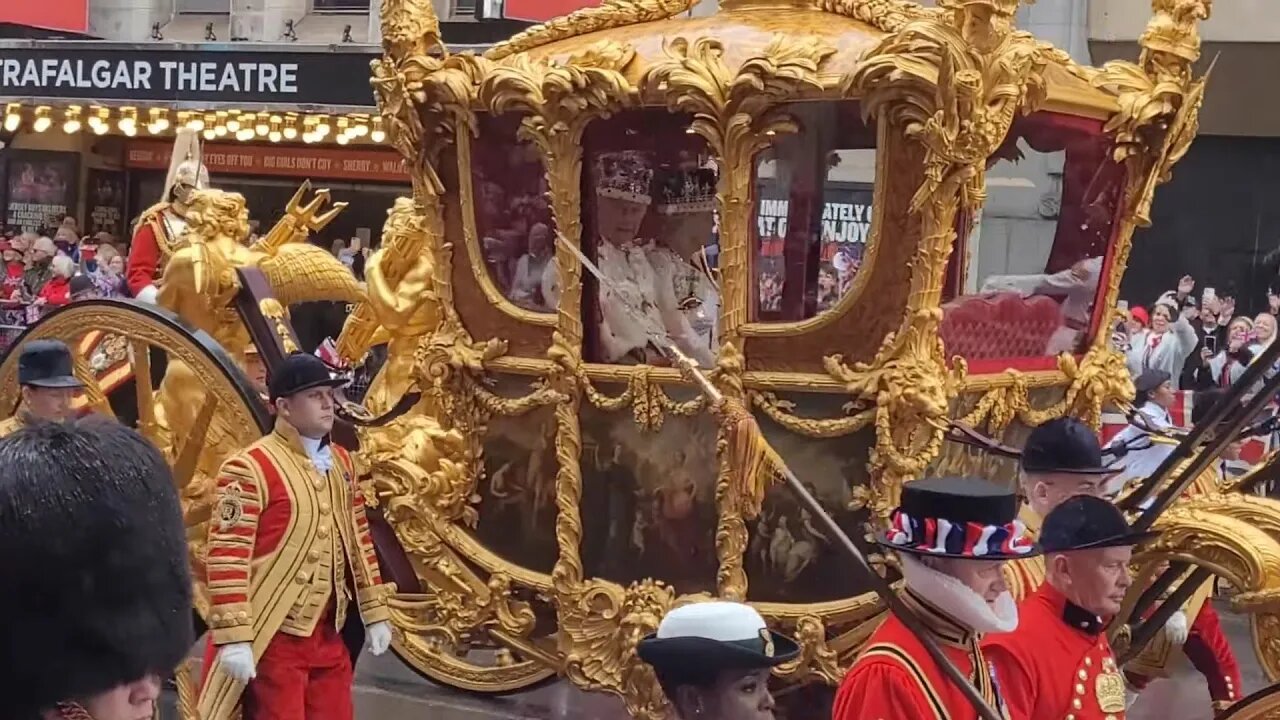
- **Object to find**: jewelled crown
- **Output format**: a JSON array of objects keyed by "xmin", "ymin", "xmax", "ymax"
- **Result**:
[
  {"xmin": 595, "ymin": 151, "xmax": 654, "ymax": 205},
  {"xmin": 655, "ymin": 167, "xmax": 717, "ymax": 215}
]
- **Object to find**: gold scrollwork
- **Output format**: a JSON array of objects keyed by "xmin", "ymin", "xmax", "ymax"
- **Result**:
[{"xmin": 485, "ymin": 0, "xmax": 696, "ymax": 62}]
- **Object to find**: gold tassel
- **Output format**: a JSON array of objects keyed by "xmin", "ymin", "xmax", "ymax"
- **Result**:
[{"xmin": 714, "ymin": 396, "xmax": 784, "ymax": 518}]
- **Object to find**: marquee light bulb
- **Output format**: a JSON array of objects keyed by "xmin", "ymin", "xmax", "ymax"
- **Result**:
[
  {"xmin": 335, "ymin": 133, "xmax": 350, "ymax": 146},
  {"xmin": 3, "ymin": 113, "xmax": 20, "ymax": 133},
  {"xmin": 235, "ymin": 128, "xmax": 255, "ymax": 142},
  {"xmin": 268, "ymin": 130, "xmax": 282, "ymax": 143},
  {"xmin": 215, "ymin": 125, "xmax": 228, "ymax": 137},
  {"xmin": 32, "ymin": 107, "xmax": 52, "ymax": 133},
  {"xmin": 203, "ymin": 128, "xmax": 216, "ymax": 141},
  {"xmin": 370, "ymin": 128, "xmax": 386, "ymax": 143}
]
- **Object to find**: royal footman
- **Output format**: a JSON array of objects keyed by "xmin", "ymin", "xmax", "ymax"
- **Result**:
[
  {"xmin": 984, "ymin": 496, "xmax": 1159, "ymax": 720},
  {"xmin": 197, "ymin": 352, "xmax": 393, "ymax": 720},
  {"xmin": 833, "ymin": 476, "xmax": 1039, "ymax": 720}
]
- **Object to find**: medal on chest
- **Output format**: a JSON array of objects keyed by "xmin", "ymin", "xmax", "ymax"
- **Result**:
[{"xmin": 1094, "ymin": 656, "xmax": 1126, "ymax": 713}]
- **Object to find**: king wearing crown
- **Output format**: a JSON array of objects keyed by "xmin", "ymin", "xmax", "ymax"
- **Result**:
[
  {"xmin": 593, "ymin": 150, "xmax": 668, "ymax": 364},
  {"xmin": 128, "ymin": 128, "xmax": 210, "ymax": 303}
]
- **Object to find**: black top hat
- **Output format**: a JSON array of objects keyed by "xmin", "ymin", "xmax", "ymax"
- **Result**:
[
  {"xmin": 1021, "ymin": 417, "xmax": 1121, "ymax": 476},
  {"xmin": 1040, "ymin": 495, "xmax": 1159, "ymax": 553},
  {"xmin": 879, "ymin": 476, "xmax": 1040, "ymax": 560},
  {"xmin": 17, "ymin": 339, "xmax": 82, "ymax": 389},
  {"xmin": 637, "ymin": 601, "xmax": 798, "ymax": 683},
  {"xmin": 0, "ymin": 418, "xmax": 192, "ymax": 717},
  {"xmin": 268, "ymin": 352, "xmax": 347, "ymax": 402}
]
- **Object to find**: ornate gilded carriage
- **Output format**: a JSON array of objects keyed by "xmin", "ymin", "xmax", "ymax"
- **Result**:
[
  {"xmin": 16, "ymin": 0, "xmax": 1280, "ymax": 717},
  {"xmin": 350, "ymin": 0, "xmax": 1280, "ymax": 715}
]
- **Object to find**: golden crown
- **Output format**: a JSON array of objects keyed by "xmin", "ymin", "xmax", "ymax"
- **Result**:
[
  {"xmin": 655, "ymin": 168, "xmax": 717, "ymax": 215},
  {"xmin": 595, "ymin": 150, "xmax": 654, "ymax": 205}
]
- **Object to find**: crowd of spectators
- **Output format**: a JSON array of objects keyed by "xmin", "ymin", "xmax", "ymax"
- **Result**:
[{"xmin": 0, "ymin": 218, "xmax": 129, "ymax": 344}]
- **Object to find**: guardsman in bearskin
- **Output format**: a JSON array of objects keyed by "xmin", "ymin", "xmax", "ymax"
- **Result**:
[
  {"xmin": 1122, "ymin": 388, "xmax": 1243, "ymax": 713},
  {"xmin": 833, "ymin": 476, "xmax": 1039, "ymax": 720},
  {"xmin": 197, "ymin": 352, "xmax": 393, "ymax": 720},
  {"xmin": 0, "ymin": 418, "xmax": 193, "ymax": 720},
  {"xmin": 637, "ymin": 601, "xmax": 799, "ymax": 720},
  {"xmin": 0, "ymin": 339, "xmax": 84, "ymax": 437},
  {"xmin": 1004, "ymin": 417, "xmax": 1123, "ymax": 601},
  {"xmin": 128, "ymin": 127, "xmax": 209, "ymax": 303},
  {"xmin": 984, "ymin": 495, "xmax": 1158, "ymax": 719}
]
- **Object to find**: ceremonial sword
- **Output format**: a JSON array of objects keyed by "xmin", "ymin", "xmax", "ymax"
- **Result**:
[{"xmin": 554, "ymin": 233, "xmax": 1004, "ymax": 720}]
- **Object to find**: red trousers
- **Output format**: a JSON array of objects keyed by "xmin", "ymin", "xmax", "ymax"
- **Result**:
[
  {"xmin": 1126, "ymin": 603, "xmax": 1242, "ymax": 704},
  {"xmin": 243, "ymin": 617, "xmax": 354, "ymax": 720}
]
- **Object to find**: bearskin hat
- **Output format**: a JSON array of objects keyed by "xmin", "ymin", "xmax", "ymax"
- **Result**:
[{"xmin": 0, "ymin": 418, "xmax": 193, "ymax": 717}]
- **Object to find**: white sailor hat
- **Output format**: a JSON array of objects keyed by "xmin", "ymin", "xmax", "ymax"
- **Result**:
[{"xmin": 637, "ymin": 601, "xmax": 798, "ymax": 676}]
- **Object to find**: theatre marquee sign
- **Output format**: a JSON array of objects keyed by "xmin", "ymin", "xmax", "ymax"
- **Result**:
[{"xmin": 0, "ymin": 45, "xmax": 378, "ymax": 107}]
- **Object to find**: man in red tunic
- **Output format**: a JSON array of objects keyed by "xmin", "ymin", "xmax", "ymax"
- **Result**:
[
  {"xmin": 128, "ymin": 127, "xmax": 209, "ymax": 302},
  {"xmin": 833, "ymin": 476, "xmax": 1040, "ymax": 720},
  {"xmin": 198, "ymin": 353, "xmax": 393, "ymax": 720},
  {"xmin": 984, "ymin": 495, "xmax": 1159, "ymax": 719}
]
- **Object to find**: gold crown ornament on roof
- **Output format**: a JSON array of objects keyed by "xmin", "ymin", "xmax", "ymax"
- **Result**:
[
  {"xmin": 1140, "ymin": 0, "xmax": 1213, "ymax": 63},
  {"xmin": 939, "ymin": 0, "xmax": 1028, "ymax": 16},
  {"xmin": 655, "ymin": 167, "xmax": 717, "ymax": 215},
  {"xmin": 595, "ymin": 150, "xmax": 654, "ymax": 205}
]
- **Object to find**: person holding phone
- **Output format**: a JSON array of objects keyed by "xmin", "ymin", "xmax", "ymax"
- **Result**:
[{"xmin": 1192, "ymin": 315, "xmax": 1255, "ymax": 390}]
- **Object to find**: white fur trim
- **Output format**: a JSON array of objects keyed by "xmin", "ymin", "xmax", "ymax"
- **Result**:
[
  {"xmin": 899, "ymin": 554, "xmax": 1019, "ymax": 635},
  {"xmin": 136, "ymin": 284, "xmax": 159, "ymax": 304}
]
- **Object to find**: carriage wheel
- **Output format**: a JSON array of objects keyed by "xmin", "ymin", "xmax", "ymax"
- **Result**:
[{"xmin": 0, "ymin": 299, "xmax": 271, "ymax": 617}]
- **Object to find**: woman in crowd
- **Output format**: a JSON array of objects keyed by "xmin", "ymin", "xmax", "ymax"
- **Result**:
[
  {"xmin": 637, "ymin": 601, "xmax": 796, "ymax": 720},
  {"xmin": 2, "ymin": 239, "xmax": 26, "ymax": 300},
  {"xmin": 1125, "ymin": 297, "xmax": 1198, "ymax": 387},
  {"xmin": 91, "ymin": 244, "xmax": 127, "ymax": 298},
  {"xmin": 1193, "ymin": 315, "xmax": 1255, "ymax": 389},
  {"xmin": 1251, "ymin": 311, "xmax": 1277, "ymax": 357},
  {"xmin": 34, "ymin": 255, "xmax": 75, "ymax": 309}
]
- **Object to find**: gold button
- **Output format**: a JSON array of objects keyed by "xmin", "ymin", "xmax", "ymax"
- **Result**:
[
  {"xmin": 1084, "ymin": 657, "xmax": 1093, "ymax": 667},
  {"xmin": 1075, "ymin": 683, "xmax": 1085, "ymax": 695},
  {"xmin": 1072, "ymin": 698, "xmax": 1082, "ymax": 710},
  {"xmin": 318, "ymin": 526, "xmax": 329, "ymax": 538},
  {"xmin": 236, "ymin": 611, "xmax": 248, "ymax": 621},
  {"xmin": 1067, "ymin": 716, "xmax": 1075, "ymax": 720},
  {"xmin": 1077, "ymin": 669, "xmax": 1087, "ymax": 680},
  {"xmin": 210, "ymin": 613, "xmax": 221, "ymax": 623},
  {"xmin": 320, "ymin": 502, "xmax": 331, "ymax": 515},
  {"xmin": 313, "ymin": 478, "xmax": 324, "ymax": 489},
  {"xmin": 295, "ymin": 571, "xmax": 308, "ymax": 584},
  {"xmin": 308, "ymin": 550, "xmax": 321, "ymax": 561}
]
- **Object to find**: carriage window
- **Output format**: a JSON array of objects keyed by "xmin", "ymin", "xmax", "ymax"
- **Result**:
[
  {"xmin": 943, "ymin": 112, "xmax": 1122, "ymax": 364},
  {"xmin": 752, "ymin": 102, "xmax": 876, "ymax": 322},
  {"xmin": 471, "ymin": 114, "xmax": 558, "ymax": 313},
  {"xmin": 582, "ymin": 110, "xmax": 719, "ymax": 367}
]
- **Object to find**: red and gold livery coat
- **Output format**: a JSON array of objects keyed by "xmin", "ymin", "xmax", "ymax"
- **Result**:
[
  {"xmin": 834, "ymin": 592, "xmax": 1009, "ymax": 720},
  {"xmin": 197, "ymin": 418, "xmax": 390, "ymax": 720},
  {"xmin": 983, "ymin": 584, "xmax": 1127, "ymax": 720}
]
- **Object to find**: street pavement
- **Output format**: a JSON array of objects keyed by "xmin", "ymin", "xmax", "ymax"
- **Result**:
[{"xmin": 163, "ymin": 601, "xmax": 1263, "ymax": 719}]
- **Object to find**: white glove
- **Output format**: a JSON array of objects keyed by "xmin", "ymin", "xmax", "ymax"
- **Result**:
[
  {"xmin": 217, "ymin": 642, "xmax": 256, "ymax": 683},
  {"xmin": 367, "ymin": 620, "xmax": 393, "ymax": 656},
  {"xmin": 1164, "ymin": 609, "xmax": 1190, "ymax": 645}
]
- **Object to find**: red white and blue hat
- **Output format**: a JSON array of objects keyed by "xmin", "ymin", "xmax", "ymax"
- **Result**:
[{"xmin": 880, "ymin": 476, "xmax": 1041, "ymax": 561}]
